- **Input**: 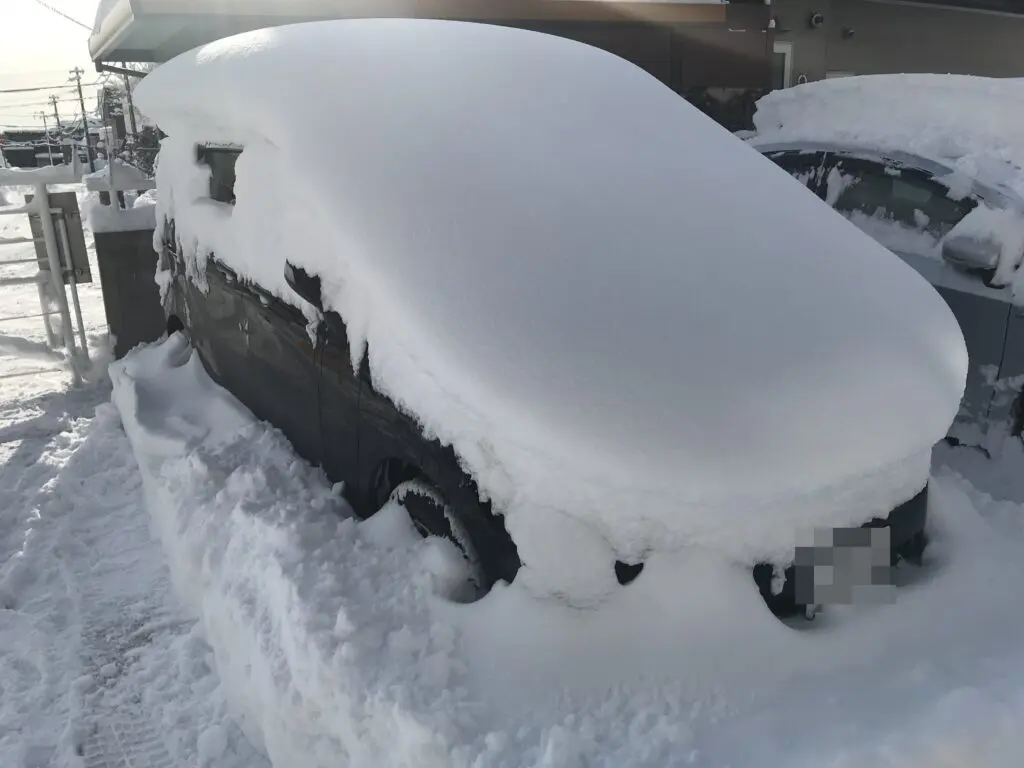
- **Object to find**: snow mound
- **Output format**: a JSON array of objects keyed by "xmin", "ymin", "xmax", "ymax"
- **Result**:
[
  {"xmin": 108, "ymin": 334, "xmax": 1024, "ymax": 768},
  {"xmin": 135, "ymin": 19, "xmax": 967, "ymax": 600},
  {"xmin": 753, "ymin": 74, "xmax": 1024, "ymax": 195}
]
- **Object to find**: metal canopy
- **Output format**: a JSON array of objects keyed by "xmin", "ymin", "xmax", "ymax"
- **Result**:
[{"xmin": 88, "ymin": 0, "xmax": 729, "ymax": 64}]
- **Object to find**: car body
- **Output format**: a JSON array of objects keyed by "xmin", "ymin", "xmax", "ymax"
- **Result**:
[{"xmin": 137, "ymin": 19, "xmax": 967, "ymax": 618}]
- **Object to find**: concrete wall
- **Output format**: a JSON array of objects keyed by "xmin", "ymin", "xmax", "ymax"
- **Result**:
[{"xmin": 772, "ymin": 0, "xmax": 1024, "ymax": 84}]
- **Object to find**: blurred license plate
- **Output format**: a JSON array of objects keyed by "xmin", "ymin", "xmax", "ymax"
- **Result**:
[{"xmin": 793, "ymin": 526, "xmax": 894, "ymax": 607}]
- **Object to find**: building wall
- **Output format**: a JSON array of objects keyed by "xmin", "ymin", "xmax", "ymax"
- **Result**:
[{"xmin": 772, "ymin": 0, "xmax": 1024, "ymax": 84}]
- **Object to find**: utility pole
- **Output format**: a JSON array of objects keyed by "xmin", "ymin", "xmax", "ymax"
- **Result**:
[
  {"xmin": 37, "ymin": 112, "xmax": 55, "ymax": 165},
  {"xmin": 48, "ymin": 95, "xmax": 63, "ymax": 132},
  {"xmin": 47, "ymin": 96, "xmax": 63, "ymax": 166},
  {"xmin": 69, "ymin": 67, "xmax": 96, "ymax": 172}
]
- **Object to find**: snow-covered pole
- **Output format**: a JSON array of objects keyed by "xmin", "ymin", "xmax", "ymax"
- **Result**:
[
  {"xmin": 70, "ymin": 67, "xmax": 96, "ymax": 174},
  {"xmin": 33, "ymin": 183, "xmax": 81, "ymax": 385}
]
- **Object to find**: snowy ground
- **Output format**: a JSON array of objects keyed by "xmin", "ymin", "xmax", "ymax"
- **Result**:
[
  {"xmin": 0, "ymin": 186, "xmax": 265, "ymax": 768},
  {"xmin": 3, "ymin": 183, "xmax": 1024, "ymax": 767}
]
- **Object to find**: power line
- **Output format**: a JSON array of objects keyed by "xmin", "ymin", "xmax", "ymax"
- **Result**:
[
  {"xmin": 29, "ymin": 0, "xmax": 92, "ymax": 30},
  {"xmin": 0, "ymin": 84, "xmax": 76, "ymax": 94},
  {"xmin": 0, "ymin": 98, "xmax": 80, "ymax": 109}
]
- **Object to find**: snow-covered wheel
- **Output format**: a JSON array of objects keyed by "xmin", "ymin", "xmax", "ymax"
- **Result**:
[{"xmin": 388, "ymin": 480, "xmax": 485, "ymax": 594}]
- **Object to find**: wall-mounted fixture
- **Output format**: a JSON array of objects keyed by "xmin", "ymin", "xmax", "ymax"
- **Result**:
[
  {"xmin": 841, "ymin": 26, "xmax": 856, "ymax": 39},
  {"xmin": 808, "ymin": 12, "xmax": 825, "ymax": 29}
]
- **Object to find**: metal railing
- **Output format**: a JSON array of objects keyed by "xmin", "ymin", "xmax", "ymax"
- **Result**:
[{"xmin": 0, "ymin": 153, "xmax": 91, "ymax": 385}]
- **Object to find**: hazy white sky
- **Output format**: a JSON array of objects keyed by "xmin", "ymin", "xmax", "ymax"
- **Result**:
[{"xmin": 0, "ymin": 0, "xmax": 103, "ymax": 131}]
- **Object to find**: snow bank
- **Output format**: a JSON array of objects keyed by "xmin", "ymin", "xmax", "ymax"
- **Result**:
[
  {"xmin": 136, "ymin": 20, "xmax": 967, "ymax": 600},
  {"xmin": 109, "ymin": 334, "xmax": 1024, "ymax": 768},
  {"xmin": 753, "ymin": 74, "xmax": 1024, "ymax": 196}
]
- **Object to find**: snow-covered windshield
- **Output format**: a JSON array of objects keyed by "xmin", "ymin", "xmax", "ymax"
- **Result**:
[{"xmin": 820, "ymin": 161, "xmax": 977, "ymax": 258}]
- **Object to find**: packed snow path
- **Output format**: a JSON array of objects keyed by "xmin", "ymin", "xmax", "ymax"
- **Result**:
[
  {"xmin": 0, "ymin": 185, "xmax": 263, "ymax": 768},
  {"xmin": 0, "ymin": 386, "xmax": 265, "ymax": 768}
]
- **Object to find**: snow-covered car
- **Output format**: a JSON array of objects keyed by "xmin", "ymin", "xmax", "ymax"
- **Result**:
[
  {"xmin": 748, "ymin": 74, "xmax": 1024, "ymax": 453},
  {"xmin": 136, "ymin": 19, "xmax": 966, "ymax": 619}
]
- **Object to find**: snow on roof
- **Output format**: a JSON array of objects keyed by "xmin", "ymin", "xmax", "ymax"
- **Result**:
[
  {"xmin": 135, "ymin": 20, "xmax": 967, "ymax": 601},
  {"xmin": 752, "ymin": 74, "xmax": 1024, "ymax": 196}
]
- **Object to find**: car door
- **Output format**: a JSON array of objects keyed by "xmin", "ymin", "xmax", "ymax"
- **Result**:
[
  {"xmin": 821, "ymin": 153, "xmax": 1013, "ymax": 445},
  {"xmin": 185, "ymin": 256, "xmax": 252, "ymax": 402},
  {"xmin": 242, "ymin": 282, "xmax": 323, "ymax": 466},
  {"xmin": 183, "ymin": 145, "xmax": 324, "ymax": 467}
]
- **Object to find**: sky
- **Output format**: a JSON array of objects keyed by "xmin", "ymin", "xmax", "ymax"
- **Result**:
[{"xmin": 0, "ymin": 0, "xmax": 103, "ymax": 133}]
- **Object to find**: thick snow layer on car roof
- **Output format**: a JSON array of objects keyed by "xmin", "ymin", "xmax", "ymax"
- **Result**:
[
  {"xmin": 753, "ymin": 74, "xmax": 1024, "ymax": 196},
  {"xmin": 135, "ymin": 20, "xmax": 967, "ymax": 600}
]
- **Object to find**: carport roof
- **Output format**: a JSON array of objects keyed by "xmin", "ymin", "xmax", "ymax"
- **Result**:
[{"xmin": 88, "ymin": 0, "xmax": 729, "ymax": 65}]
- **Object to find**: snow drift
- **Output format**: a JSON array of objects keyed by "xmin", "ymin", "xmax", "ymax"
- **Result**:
[{"xmin": 135, "ymin": 19, "xmax": 967, "ymax": 600}]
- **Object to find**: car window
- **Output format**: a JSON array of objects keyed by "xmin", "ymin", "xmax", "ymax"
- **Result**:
[
  {"xmin": 763, "ymin": 150, "xmax": 829, "ymax": 197},
  {"xmin": 826, "ymin": 156, "xmax": 977, "ymax": 240},
  {"xmin": 196, "ymin": 146, "xmax": 242, "ymax": 205}
]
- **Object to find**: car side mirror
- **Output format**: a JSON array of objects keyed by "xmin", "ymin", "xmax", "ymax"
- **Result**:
[
  {"xmin": 941, "ymin": 234, "xmax": 1001, "ymax": 273},
  {"xmin": 284, "ymin": 261, "xmax": 323, "ymax": 310}
]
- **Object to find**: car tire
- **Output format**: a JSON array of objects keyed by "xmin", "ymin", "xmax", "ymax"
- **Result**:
[{"xmin": 388, "ymin": 480, "xmax": 484, "ymax": 593}]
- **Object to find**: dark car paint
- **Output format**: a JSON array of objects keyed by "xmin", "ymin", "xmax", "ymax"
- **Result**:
[
  {"xmin": 763, "ymin": 147, "xmax": 1024, "ymax": 448},
  {"xmin": 162, "ymin": 226, "xmax": 521, "ymax": 589}
]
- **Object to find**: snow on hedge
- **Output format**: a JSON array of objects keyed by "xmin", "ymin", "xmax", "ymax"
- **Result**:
[
  {"xmin": 135, "ymin": 19, "xmax": 967, "ymax": 602},
  {"xmin": 109, "ymin": 333, "xmax": 1024, "ymax": 767}
]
